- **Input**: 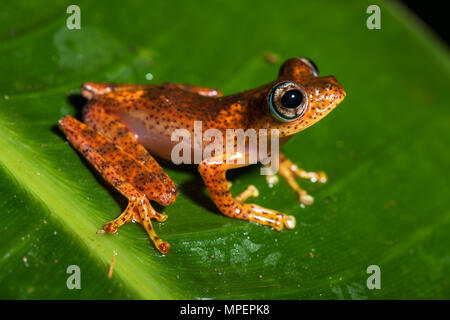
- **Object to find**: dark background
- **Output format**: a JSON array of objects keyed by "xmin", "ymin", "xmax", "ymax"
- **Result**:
[{"xmin": 401, "ymin": 1, "xmax": 449, "ymax": 45}]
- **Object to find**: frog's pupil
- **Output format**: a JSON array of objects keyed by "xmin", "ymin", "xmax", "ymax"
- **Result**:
[{"xmin": 281, "ymin": 89, "xmax": 303, "ymax": 109}]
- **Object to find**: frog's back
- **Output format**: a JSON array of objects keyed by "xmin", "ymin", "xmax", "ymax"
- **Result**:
[{"xmin": 81, "ymin": 83, "xmax": 251, "ymax": 160}]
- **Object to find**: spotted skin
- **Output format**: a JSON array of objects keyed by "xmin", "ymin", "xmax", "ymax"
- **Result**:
[{"xmin": 59, "ymin": 58, "xmax": 346, "ymax": 253}]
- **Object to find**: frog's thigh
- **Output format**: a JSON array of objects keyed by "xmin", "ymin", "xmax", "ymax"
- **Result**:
[
  {"xmin": 84, "ymin": 102, "xmax": 177, "ymax": 206},
  {"xmin": 59, "ymin": 116, "xmax": 171, "ymax": 253},
  {"xmin": 276, "ymin": 152, "xmax": 327, "ymax": 206},
  {"xmin": 81, "ymin": 82, "xmax": 223, "ymax": 99},
  {"xmin": 198, "ymin": 157, "xmax": 295, "ymax": 231}
]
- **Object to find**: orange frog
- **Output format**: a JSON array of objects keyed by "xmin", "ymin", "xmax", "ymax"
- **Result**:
[{"xmin": 59, "ymin": 58, "xmax": 346, "ymax": 254}]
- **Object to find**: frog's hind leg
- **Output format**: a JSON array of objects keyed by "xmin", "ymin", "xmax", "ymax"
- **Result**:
[
  {"xmin": 81, "ymin": 83, "xmax": 160, "ymax": 100},
  {"xmin": 167, "ymin": 83, "xmax": 223, "ymax": 97},
  {"xmin": 273, "ymin": 152, "xmax": 327, "ymax": 206},
  {"xmin": 83, "ymin": 102, "xmax": 177, "ymax": 204},
  {"xmin": 81, "ymin": 82, "xmax": 223, "ymax": 100},
  {"xmin": 59, "ymin": 115, "xmax": 174, "ymax": 254}
]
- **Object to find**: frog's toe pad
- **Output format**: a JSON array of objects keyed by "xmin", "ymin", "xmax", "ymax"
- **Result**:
[
  {"xmin": 284, "ymin": 215, "xmax": 296, "ymax": 229},
  {"xmin": 299, "ymin": 193, "xmax": 314, "ymax": 206},
  {"xmin": 104, "ymin": 222, "xmax": 118, "ymax": 234},
  {"xmin": 158, "ymin": 241, "xmax": 171, "ymax": 254},
  {"xmin": 265, "ymin": 174, "xmax": 279, "ymax": 187},
  {"xmin": 315, "ymin": 171, "xmax": 328, "ymax": 184},
  {"xmin": 154, "ymin": 212, "xmax": 168, "ymax": 222}
]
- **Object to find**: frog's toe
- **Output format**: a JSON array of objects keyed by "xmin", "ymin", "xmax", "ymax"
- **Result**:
[
  {"xmin": 241, "ymin": 203, "xmax": 295, "ymax": 231},
  {"xmin": 292, "ymin": 166, "xmax": 328, "ymax": 184},
  {"xmin": 265, "ymin": 174, "xmax": 279, "ymax": 187},
  {"xmin": 104, "ymin": 202, "xmax": 136, "ymax": 234},
  {"xmin": 285, "ymin": 215, "xmax": 296, "ymax": 229},
  {"xmin": 157, "ymin": 241, "xmax": 171, "ymax": 254},
  {"xmin": 103, "ymin": 196, "xmax": 170, "ymax": 254},
  {"xmin": 152, "ymin": 211, "xmax": 168, "ymax": 222},
  {"xmin": 135, "ymin": 197, "xmax": 171, "ymax": 254},
  {"xmin": 299, "ymin": 192, "xmax": 314, "ymax": 206},
  {"xmin": 235, "ymin": 185, "xmax": 259, "ymax": 204},
  {"xmin": 310, "ymin": 171, "xmax": 328, "ymax": 184}
]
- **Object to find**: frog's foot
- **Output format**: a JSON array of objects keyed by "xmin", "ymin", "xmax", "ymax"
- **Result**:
[
  {"xmin": 235, "ymin": 185, "xmax": 296, "ymax": 230},
  {"xmin": 104, "ymin": 196, "xmax": 170, "ymax": 254},
  {"xmin": 277, "ymin": 153, "xmax": 327, "ymax": 206}
]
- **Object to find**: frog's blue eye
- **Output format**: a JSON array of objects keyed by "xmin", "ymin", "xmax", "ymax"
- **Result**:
[{"xmin": 269, "ymin": 81, "xmax": 308, "ymax": 122}]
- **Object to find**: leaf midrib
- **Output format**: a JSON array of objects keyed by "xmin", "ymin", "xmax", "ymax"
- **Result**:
[{"xmin": 0, "ymin": 120, "xmax": 182, "ymax": 299}]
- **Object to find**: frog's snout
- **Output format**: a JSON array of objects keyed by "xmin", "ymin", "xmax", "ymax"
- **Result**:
[{"xmin": 321, "ymin": 75, "xmax": 346, "ymax": 102}]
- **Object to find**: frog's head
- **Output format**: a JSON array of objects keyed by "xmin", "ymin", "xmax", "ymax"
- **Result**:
[{"xmin": 263, "ymin": 57, "xmax": 346, "ymax": 137}]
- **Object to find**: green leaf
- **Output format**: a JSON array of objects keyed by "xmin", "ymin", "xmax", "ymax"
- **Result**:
[{"xmin": 0, "ymin": 0, "xmax": 449, "ymax": 299}]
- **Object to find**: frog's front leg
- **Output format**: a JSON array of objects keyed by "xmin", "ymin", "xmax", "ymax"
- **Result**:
[
  {"xmin": 59, "ymin": 114, "xmax": 176, "ymax": 254},
  {"xmin": 267, "ymin": 152, "xmax": 327, "ymax": 205},
  {"xmin": 198, "ymin": 155, "xmax": 296, "ymax": 231}
]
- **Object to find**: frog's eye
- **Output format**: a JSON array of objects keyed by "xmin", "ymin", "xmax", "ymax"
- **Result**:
[
  {"xmin": 299, "ymin": 57, "xmax": 319, "ymax": 77},
  {"xmin": 269, "ymin": 81, "xmax": 308, "ymax": 122}
]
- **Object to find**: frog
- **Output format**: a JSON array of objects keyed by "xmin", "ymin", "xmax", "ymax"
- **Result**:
[{"xmin": 59, "ymin": 57, "xmax": 346, "ymax": 254}]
